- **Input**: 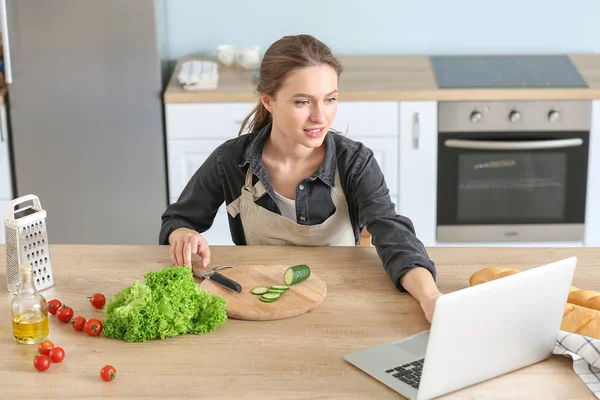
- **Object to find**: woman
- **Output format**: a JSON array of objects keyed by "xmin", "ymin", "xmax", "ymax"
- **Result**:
[{"xmin": 160, "ymin": 34, "xmax": 442, "ymax": 322}]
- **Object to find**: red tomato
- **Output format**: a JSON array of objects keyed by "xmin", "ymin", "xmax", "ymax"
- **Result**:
[
  {"xmin": 34, "ymin": 355, "xmax": 51, "ymax": 372},
  {"xmin": 84, "ymin": 319, "xmax": 103, "ymax": 336},
  {"xmin": 49, "ymin": 347, "xmax": 65, "ymax": 363},
  {"xmin": 88, "ymin": 293, "xmax": 106, "ymax": 309},
  {"xmin": 72, "ymin": 315, "xmax": 86, "ymax": 331},
  {"xmin": 56, "ymin": 305, "xmax": 74, "ymax": 323},
  {"xmin": 47, "ymin": 299, "xmax": 62, "ymax": 315},
  {"xmin": 100, "ymin": 365, "xmax": 116, "ymax": 381},
  {"xmin": 38, "ymin": 340, "xmax": 54, "ymax": 356}
]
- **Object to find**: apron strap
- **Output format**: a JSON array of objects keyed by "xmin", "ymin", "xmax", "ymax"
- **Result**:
[
  {"xmin": 227, "ymin": 166, "xmax": 269, "ymax": 217},
  {"xmin": 330, "ymin": 169, "xmax": 346, "ymax": 206}
]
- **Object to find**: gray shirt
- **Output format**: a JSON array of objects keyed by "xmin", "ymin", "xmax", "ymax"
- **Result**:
[{"xmin": 159, "ymin": 122, "xmax": 436, "ymax": 292}]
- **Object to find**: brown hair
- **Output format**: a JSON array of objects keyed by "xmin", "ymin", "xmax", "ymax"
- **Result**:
[{"xmin": 238, "ymin": 34, "xmax": 343, "ymax": 136}]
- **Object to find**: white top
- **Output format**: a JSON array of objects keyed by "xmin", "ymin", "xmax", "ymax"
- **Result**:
[{"xmin": 273, "ymin": 190, "xmax": 297, "ymax": 223}]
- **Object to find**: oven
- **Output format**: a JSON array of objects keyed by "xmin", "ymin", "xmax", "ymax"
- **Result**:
[{"xmin": 436, "ymin": 100, "xmax": 591, "ymax": 243}]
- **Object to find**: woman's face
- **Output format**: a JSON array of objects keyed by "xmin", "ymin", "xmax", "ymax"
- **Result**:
[{"xmin": 262, "ymin": 64, "xmax": 338, "ymax": 149}]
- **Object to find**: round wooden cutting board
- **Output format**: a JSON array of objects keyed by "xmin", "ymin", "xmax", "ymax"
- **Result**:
[{"xmin": 195, "ymin": 264, "xmax": 327, "ymax": 321}]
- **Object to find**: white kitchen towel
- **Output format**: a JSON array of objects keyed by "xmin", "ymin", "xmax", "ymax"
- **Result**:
[
  {"xmin": 177, "ymin": 61, "xmax": 219, "ymax": 91},
  {"xmin": 553, "ymin": 330, "xmax": 600, "ymax": 398}
]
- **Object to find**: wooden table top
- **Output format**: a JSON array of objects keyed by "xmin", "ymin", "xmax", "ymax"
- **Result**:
[{"xmin": 1, "ymin": 245, "xmax": 599, "ymax": 399}]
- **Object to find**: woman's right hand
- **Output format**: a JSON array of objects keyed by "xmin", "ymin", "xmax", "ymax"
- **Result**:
[{"xmin": 168, "ymin": 228, "xmax": 211, "ymax": 268}]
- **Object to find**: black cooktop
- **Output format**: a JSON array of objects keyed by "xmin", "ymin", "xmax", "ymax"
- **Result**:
[{"xmin": 430, "ymin": 55, "xmax": 589, "ymax": 88}]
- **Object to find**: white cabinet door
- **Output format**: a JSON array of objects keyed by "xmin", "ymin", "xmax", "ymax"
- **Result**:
[
  {"xmin": 167, "ymin": 139, "xmax": 224, "ymax": 200},
  {"xmin": 0, "ymin": 105, "xmax": 12, "ymax": 200},
  {"xmin": 585, "ymin": 100, "xmax": 600, "ymax": 246},
  {"xmin": 334, "ymin": 101, "xmax": 398, "ymax": 136},
  {"xmin": 167, "ymin": 139, "xmax": 233, "ymax": 246},
  {"xmin": 352, "ymin": 136, "xmax": 398, "ymax": 199},
  {"xmin": 398, "ymin": 101, "xmax": 438, "ymax": 246}
]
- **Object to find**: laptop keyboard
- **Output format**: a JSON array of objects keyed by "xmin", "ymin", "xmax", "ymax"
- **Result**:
[{"xmin": 385, "ymin": 358, "xmax": 424, "ymax": 389}]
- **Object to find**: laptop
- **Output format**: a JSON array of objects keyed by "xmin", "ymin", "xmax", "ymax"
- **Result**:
[{"xmin": 344, "ymin": 256, "xmax": 577, "ymax": 400}]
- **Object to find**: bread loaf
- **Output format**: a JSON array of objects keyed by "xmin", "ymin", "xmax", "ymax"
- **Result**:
[
  {"xmin": 469, "ymin": 266, "xmax": 600, "ymax": 340},
  {"xmin": 470, "ymin": 266, "xmax": 600, "ymax": 311}
]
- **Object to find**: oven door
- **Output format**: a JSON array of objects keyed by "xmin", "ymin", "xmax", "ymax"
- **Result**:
[{"xmin": 437, "ymin": 130, "xmax": 589, "ymax": 242}]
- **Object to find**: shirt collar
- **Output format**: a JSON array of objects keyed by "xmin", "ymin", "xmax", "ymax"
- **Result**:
[{"xmin": 240, "ymin": 122, "xmax": 337, "ymax": 187}]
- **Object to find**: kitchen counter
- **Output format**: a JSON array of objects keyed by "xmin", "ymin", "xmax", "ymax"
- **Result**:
[
  {"xmin": 1, "ymin": 245, "xmax": 599, "ymax": 399},
  {"xmin": 163, "ymin": 54, "xmax": 600, "ymax": 103}
]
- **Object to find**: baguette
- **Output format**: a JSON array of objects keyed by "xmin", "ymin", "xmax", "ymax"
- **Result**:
[{"xmin": 469, "ymin": 266, "xmax": 600, "ymax": 340}]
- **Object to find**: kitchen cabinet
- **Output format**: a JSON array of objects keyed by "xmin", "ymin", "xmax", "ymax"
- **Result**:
[
  {"xmin": 585, "ymin": 100, "xmax": 600, "ymax": 246},
  {"xmin": 165, "ymin": 102, "xmax": 256, "ymax": 246},
  {"xmin": 398, "ymin": 101, "xmax": 438, "ymax": 246}
]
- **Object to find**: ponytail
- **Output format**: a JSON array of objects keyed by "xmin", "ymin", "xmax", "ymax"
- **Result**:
[{"xmin": 238, "ymin": 101, "xmax": 271, "ymax": 136}]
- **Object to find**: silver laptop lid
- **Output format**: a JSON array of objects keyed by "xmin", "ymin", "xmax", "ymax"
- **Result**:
[{"xmin": 417, "ymin": 257, "xmax": 577, "ymax": 400}]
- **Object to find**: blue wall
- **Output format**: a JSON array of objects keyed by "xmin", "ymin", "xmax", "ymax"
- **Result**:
[{"xmin": 162, "ymin": 0, "xmax": 599, "ymax": 60}]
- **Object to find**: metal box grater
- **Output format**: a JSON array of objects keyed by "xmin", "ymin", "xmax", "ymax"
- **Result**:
[{"xmin": 4, "ymin": 194, "xmax": 55, "ymax": 293}]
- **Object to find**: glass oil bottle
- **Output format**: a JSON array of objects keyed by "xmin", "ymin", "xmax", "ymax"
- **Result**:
[{"xmin": 11, "ymin": 264, "xmax": 49, "ymax": 344}]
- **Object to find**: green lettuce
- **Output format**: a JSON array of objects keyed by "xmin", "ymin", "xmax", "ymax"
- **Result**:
[{"xmin": 102, "ymin": 266, "xmax": 227, "ymax": 342}]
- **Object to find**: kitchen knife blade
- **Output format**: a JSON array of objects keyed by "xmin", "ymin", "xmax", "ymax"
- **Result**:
[{"xmin": 206, "ymin": 270, "xmax": 242, "ymax": 293}]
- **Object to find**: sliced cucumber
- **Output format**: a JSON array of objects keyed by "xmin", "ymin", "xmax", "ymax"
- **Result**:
[
  {"xmin": 251, "ymin": 286, "xmax": 269, "ymax": 295},
  {"xmin": 260, "ymin": 297, "xmax": 278, "ymax": 302},
  {"xmin": 267, "ymin": 289, "xmax": 285, "ymax": 294},
  {"xmin": 271, "ymin": 285, "xmax": 289, "ymax": 291},
  {"xmin": 284, "ymin": 264, "xmax": 311, "ymax": 286},
  {"xmin": 261, "ymin": 292, "xmax": 281, "ymax": 301}
]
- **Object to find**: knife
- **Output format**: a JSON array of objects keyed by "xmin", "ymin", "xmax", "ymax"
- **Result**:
[{"xmin": 200, "ymin": 265, "xmax": 242, "ymax": 293}]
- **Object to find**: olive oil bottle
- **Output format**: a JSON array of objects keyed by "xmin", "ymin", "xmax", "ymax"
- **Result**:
[{"xmin": 11, "ymin": 264, "xmax": 49, "ymax": 344}]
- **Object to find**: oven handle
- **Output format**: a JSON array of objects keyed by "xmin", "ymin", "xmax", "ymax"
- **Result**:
[{"xmin": 443, "ymin": 138, "xmax": 584, "ymax": 150}]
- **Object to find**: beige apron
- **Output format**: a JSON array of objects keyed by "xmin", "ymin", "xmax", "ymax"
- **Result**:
[{"xmin": 226, "ymin": 166, "xmax": 356, "ymax": 246}]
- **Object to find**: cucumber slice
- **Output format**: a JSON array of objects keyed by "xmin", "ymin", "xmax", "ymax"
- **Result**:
[
  {"xmin": 271, "ymin": 285, "xmax": 290, "ymax": 291},
  {"xmin": 284, "ymin": 264, "xmax": 311, "ymax": 286},
  {"xmin": 267, "ymin": 289, "xmax": 285, "ymax": 294},
  {"xmin": 261, "ymin": 292, "xmax": 281, "ymax": 300},
  {"xmin": 251, "ymin": 286, "xmax": 269, "ymax": 295},
  {"xmin": 260, "ymin": 297, "xmax": 278, "ymax": 302}
]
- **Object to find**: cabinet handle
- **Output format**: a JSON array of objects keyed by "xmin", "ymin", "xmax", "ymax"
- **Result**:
[
  {"xmin": 412, "ymin": 112, "xmax": 420, "ymax": 149},
  {"xmin": 0, "ymin": 0, "xmax": 12, "ymax": 83}
]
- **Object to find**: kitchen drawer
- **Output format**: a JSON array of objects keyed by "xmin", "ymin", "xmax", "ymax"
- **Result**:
[
  {"xmin": 167, "ymin": 139, "xmax": 224, "ymax": 199},
  {"xmin": 352, "ymin": 136, "xmax": 398, "ymax": 196},
  {"xmin": 169, "ymin": 197, "xmax": 233, "ymax": 246},
  {"xmin": 332, "ymin": 101, "xmax": 398, "ymax": 136},
  {"xmin": 165, "ymin": 103, "xmax": 256, "ymax": 140}
]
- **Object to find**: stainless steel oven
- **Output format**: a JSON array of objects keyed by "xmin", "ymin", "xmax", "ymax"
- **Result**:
[{"xmin": 436, "ymin": 100, "xmax": 591, "ymax": 242}]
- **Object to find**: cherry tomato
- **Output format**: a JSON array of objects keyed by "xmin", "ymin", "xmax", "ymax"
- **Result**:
[
  {"xmin": 72, "ymin": 316, "xmax": 86, "ymax": 331},
  {"xmin": 49, "ymin": 347, "xmax": 65, "ymax": 363},
  {"xmin": 34, "ymin": 355, "xmax": 51, "ymax": 372},
  {"xmin": 38, "ymin": 340, "xmax": 54, "ymax": 356},
  {"xmin": 88, "ymin": 293, "xmax": 106, "ymax": 309},
  {"xmin": 47, "ymin": 299, "xmax": 62, "ymax": 315},
  {"xmin": 84, "ymin": 319, "xmax": 103, "ymax": 336},
  {"xmin": 56, "ymin": 305, "xmax": 74, "ymax": 323},
  {"xmin": 100, "ymin": 365, "xmax": 116, "ymax": 381}
]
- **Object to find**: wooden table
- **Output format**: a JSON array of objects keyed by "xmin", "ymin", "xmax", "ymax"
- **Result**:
[{"xmin": 1, "ymin": 245, "xmax": 599, "ymax": 399}]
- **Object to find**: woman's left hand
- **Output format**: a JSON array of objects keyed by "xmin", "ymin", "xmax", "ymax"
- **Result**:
[{"xmin": 420, "ymin": 291, "xmax": 443, "ymax": 323}]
